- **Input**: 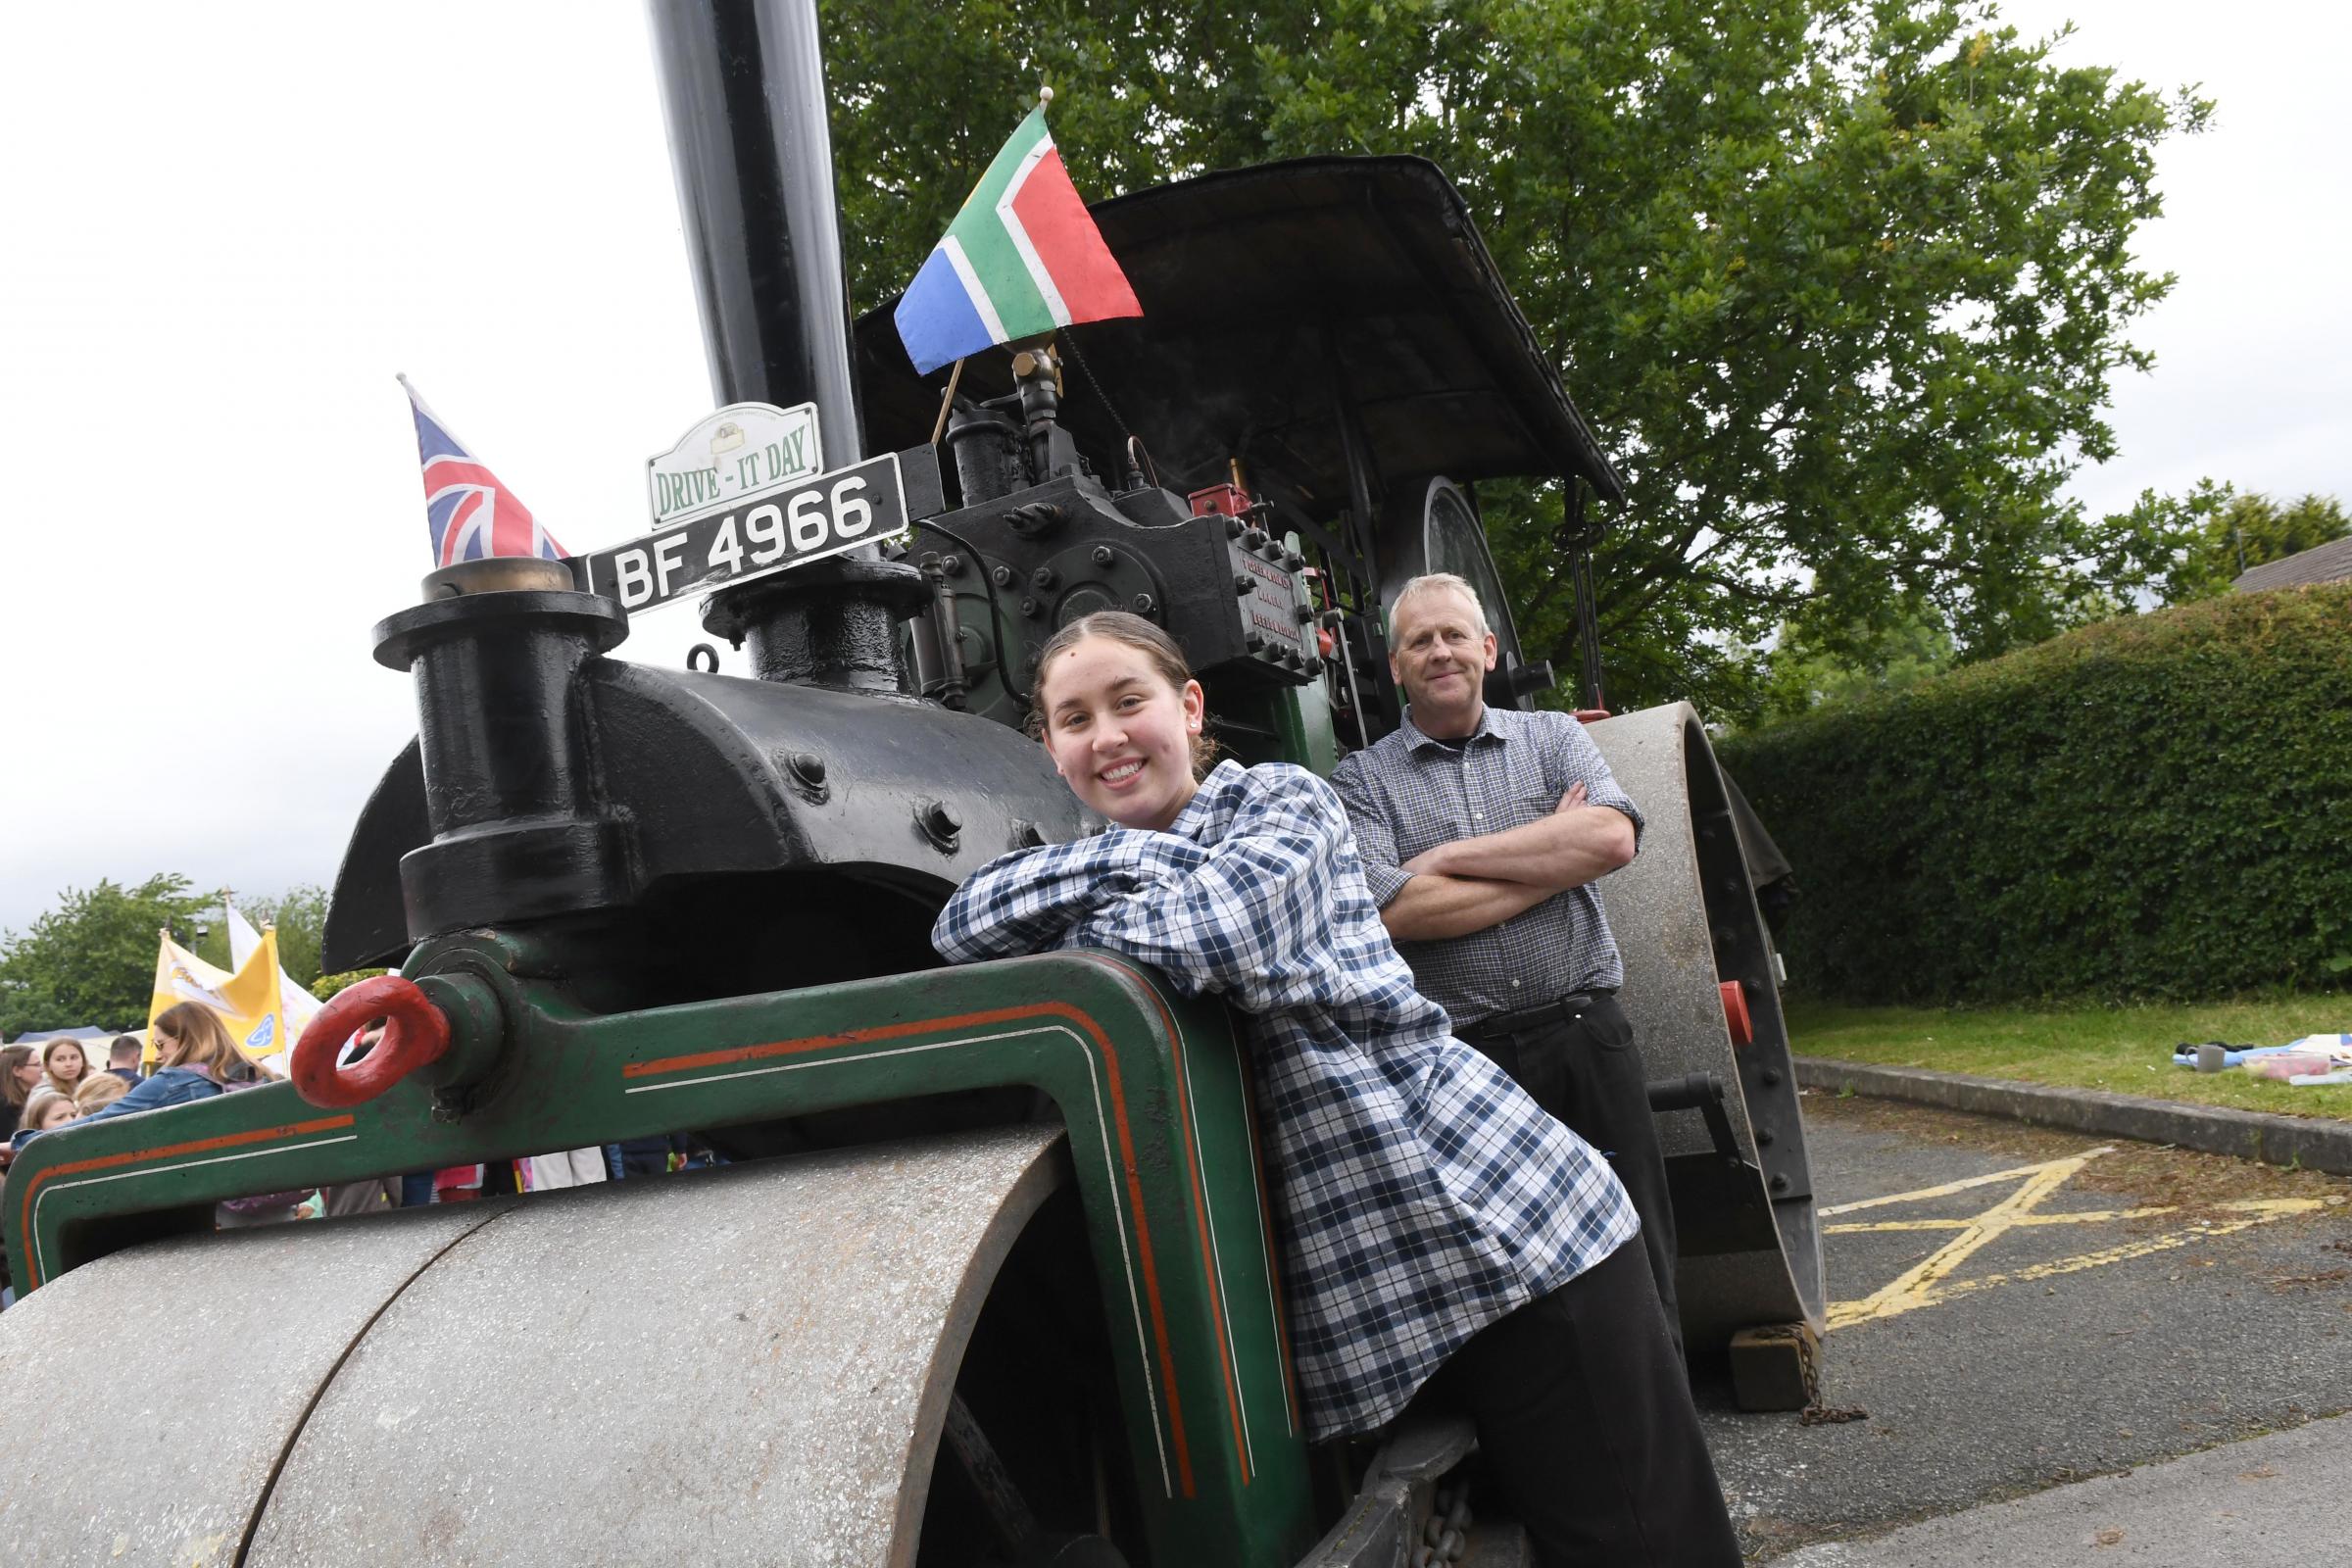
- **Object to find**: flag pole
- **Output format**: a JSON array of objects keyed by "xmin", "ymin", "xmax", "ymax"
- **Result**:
[{"xmin": 929, "ymin": 358, "xmax": 966, "ymax": 446}]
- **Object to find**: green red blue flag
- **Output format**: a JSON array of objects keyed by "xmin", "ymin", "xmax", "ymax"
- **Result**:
[{"xmin": 894, "ymin": 106, "xmax": 1142, "ymax": 375}]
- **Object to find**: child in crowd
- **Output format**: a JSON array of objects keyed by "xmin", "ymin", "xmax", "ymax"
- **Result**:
[
  {"xmin": 74, "ymin": 1073, "xmax": 130, "ymax": 1114},
  {"xmin": 10, "ymin": 1088, "xmax": 80, "ymax": 1152},
  {"xmin": 930, "ymin": 612, "xmax": 1739, "ymax": 1567},
  {"xmin": 39, "ymin": 1039, "xmax": 91, "ymax": 1100}
]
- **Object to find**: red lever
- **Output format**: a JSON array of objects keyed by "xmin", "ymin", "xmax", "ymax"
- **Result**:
[
  {"xmin": 291, "ymin": 975, "xmax": 452, "ymax": 1108},
  {"xmin": 1719, "ymin": 980, "xmax": 1754, "ymax": 1048}
]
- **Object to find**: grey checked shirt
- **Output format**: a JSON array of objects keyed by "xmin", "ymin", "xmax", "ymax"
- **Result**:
[
  {"xmin": 1330, "ymin": 705, "xmax": 1643, "ymax": 1027},
  {"xmin": 933, "ymin": 761, "xmax": 1637, "ymax": 1439}
]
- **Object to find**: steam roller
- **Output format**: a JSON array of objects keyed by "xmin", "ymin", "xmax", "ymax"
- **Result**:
[{"xmin": 0, "ymin": 1, "xmax": 1823, "ymax": 1560}]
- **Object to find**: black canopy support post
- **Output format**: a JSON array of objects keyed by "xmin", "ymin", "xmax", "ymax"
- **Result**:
[
  {"xmin": 649, "ymin": 0, "xmax": 925, "ymax": 694},
  {"xmin": 1322, "ymin": 320, "xmax": 1384, "ymax": 608},
  {"xmin": 1567, "ymin": 478, "xmax": 1606, "ymax": 711}
]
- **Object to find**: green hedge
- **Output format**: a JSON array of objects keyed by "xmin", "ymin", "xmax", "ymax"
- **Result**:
[
  {"xmin": 1717, "ymin": 585, "xmax": 2352, "ymax": 1002},
  {"xmin": 311, "ymin": 968, "xmax": 388, "ymax": 1002}
]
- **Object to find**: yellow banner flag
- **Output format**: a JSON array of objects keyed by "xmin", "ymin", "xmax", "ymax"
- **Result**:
[{"xmin": 146, "ymin": 927, "xmax": 292, "ymax": 1073}]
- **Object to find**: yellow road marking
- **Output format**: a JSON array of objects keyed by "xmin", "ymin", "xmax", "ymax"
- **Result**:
[
  {"xmin": 1828, "ymin": 1205, "xmax": 2177, "ymax": 1233},
  {"xmin": 1818, "ymin": 1155, "xmax": 2111, "ymax": 1217},
  {"xmin": 1828, "ymin": 1149, "xmax": 2105, "ymax": 1329},
  {"xmin": 1922, "ymin": 1201, "xmax": 2325, "ymax": 1307},
  {"xmin": 1824, "ymin": 1148, "xmax": 2326, "ymax": 1331}
]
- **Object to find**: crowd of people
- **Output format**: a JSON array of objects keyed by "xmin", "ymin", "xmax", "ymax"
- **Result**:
[{"xmin": 0, "ymin": 1032, "xmax": 145, "ymax": 1149}]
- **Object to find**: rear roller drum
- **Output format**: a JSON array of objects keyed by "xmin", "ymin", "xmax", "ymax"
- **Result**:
[{"xmin": 1586, "ymin": 703, "xmax": 1827, "ymax": 1388}]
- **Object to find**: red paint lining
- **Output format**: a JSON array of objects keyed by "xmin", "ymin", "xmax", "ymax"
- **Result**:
[{"xmin": 1098, "ymin": 958, "xmax": 1253, "ymax": 1485}]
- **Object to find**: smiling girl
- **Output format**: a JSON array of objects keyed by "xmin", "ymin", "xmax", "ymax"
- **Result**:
[{"xmin": 932, "ymin": 612, "xmax": 1738, "ymax": 1566}]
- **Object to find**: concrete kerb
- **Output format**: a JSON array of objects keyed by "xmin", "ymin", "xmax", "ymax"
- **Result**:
[{"xmin": 1793, "ymin": 1056, "xmax": 2352, "ymax": 1177}]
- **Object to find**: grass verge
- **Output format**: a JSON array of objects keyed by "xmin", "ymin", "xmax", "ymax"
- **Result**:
[{"xmin": 1783, "ymin": 995, "xmax": 2352, "ymax": 1121}]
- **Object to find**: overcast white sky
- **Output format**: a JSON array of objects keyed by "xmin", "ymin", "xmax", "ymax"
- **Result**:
[{"xmin": 1, "ymin": 1, "xmax": 2344, "ymax": 936}]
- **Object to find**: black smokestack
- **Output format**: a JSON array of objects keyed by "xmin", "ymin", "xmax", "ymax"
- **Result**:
[{"xmin": 646, "ymin": 0, "xmax": 864, "ymax": 470}]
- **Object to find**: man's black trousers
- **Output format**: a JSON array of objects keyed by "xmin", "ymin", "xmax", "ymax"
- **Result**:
[
  {"xmin": 1414, "ymin": 1240, "xmax": 1740, "ymax": 1566},
  {"xmin": 1462, "ymin": 993, "xmax": 1682, "ymax": 1356}
]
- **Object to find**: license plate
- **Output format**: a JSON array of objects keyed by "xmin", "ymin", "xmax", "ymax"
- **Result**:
[{"xmin": 571, "ymin": 450, "xmax": 911, "ymax": 613}]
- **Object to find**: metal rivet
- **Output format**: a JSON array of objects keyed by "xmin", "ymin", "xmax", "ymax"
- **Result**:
[
  {"xmin": 919, "ymin": 799, "xmax": 961, "ymax": 847},
  {"xmin": 1031, "ymin": 565, "xmax": 1057, "ymax": 591},
  {"xmin": 788, "ymin": 752, "xmax": 827, "ymax": 786},
  {"xmin": 1019, "ymin": 597, "xmax": 1040, "ymax": 617},
  {"xmin": 1131, "ymin": 593, "xmax": 1155, "ymax": 614},
  {"xmin": 991, "ymin": 565, "xmax": 1015, "ymax": 588},
  {"xmin": 942, "ymin": 554, "xmax": 963, "ymax": 574},
  {"xmin": 1770, "ymin": 1174, "xmax": 1789, "ymax": 1193},
  {"xmin": 1092, "ymin": 545, "xmax": 1115, "ymax": 566},
  {"xmin": 1234, "ymin": 574, "xmax": 1252, "ymax": 595}
]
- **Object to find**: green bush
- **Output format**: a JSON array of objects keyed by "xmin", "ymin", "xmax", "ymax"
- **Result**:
[
  {"xmin": 1718, "ymin": 585, "xmax": 2352, "ymax": 1002},
  {"xmin": 311, "ymin": 968, "xmax": 389, "ymax": 1003}
]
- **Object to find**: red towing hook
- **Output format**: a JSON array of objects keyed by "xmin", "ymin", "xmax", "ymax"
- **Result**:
[{"xmin": 290, "ymin": 975, "xmax": 452, "ymax": 1108}]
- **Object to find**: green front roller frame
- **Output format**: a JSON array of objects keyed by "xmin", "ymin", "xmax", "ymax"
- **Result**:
[{"xmin": 2, "ymin": 935, "xmax": 1318, "ymax": 1568}]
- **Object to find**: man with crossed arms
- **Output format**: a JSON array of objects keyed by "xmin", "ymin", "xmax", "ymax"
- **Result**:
[{"xmin": 1332, "ymin": 572, "xmax": 1680, "ymax": 1351}]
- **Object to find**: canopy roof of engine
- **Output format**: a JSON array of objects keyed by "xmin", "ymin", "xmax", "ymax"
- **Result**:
[{"xmin": 852, "ymin": 156, "xmax": 1627, "ymax": 514}]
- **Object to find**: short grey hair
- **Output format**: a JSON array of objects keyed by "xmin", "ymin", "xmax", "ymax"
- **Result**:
[{"xmin": 1387, "ymin": 572, "xmax": 1492, "ymax": 642}]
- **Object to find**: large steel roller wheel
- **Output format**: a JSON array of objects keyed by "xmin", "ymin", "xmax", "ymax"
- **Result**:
[
  {"xmin": 0, "ymin": 1126, "xmax": 1137, "ymax": 1566},
  {"xmin": 1588, "ymin": 703, "xmax": 1827, "ymax": 1401}
]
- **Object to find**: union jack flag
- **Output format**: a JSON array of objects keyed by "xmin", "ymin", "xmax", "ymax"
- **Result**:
[{"xmin": 400, "ymin": 376, "xmax": 566, "ymax": 565}]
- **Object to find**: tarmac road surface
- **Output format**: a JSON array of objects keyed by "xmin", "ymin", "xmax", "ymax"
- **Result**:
[
  {"xmin": 1769, "ymin": 1410, "xmax": 2352, "ymax": 1565},
  {"xmin": 1691, "ymin": 1092, "xmax": 2352, "ymax": 1561}
]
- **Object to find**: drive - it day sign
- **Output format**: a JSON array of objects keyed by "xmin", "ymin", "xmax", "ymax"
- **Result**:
[
  {"xmin": 646, "ymin": 401, "xmax": 822, "ymax": 529},
  {"xmin": 572, "ymin": 400, "xmax": 915, "ymax": 614}
]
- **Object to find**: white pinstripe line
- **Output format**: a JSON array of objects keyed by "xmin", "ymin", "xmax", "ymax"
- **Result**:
[{"xmin": 31, "ymin": 1135, "xmax": 362, "ymax": 1280}]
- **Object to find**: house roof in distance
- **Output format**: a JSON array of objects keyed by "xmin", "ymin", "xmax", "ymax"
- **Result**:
[{"xmin": 2232, "ymin": 534, "xmax": 2352, "ymax": 593}]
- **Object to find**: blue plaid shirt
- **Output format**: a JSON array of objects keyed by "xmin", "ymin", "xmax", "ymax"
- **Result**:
[
  {"xmin": 933, "ymin": 760, "xmax": 1637, "ymax": 1440},
  {"xmin": 1330, "ymin": 705, "xmax": 1643, "ymax": 1024}
]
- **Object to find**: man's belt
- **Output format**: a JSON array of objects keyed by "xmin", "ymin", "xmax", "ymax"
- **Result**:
[{"xmin": 1459, "ymin": 989, "xmax": 1618, "ymax": 1040}]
